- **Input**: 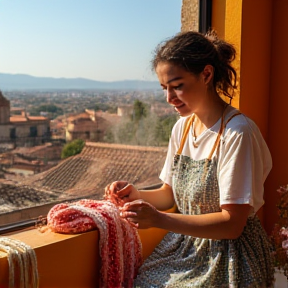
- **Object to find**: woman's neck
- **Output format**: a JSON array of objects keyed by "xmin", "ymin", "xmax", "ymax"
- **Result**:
[{"xmin": 193, "ymin": 96, "xmax": 229, "ymax": 137}]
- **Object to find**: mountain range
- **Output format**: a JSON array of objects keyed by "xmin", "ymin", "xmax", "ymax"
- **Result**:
[{"xmin": 0, "ymin": 73, "xmax": 160, "ymax": 91}]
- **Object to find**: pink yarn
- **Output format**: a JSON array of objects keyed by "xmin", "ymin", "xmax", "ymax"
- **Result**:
[{"xmin": 47, "ymin": 199, "xmax": 142, "ymax": 288}]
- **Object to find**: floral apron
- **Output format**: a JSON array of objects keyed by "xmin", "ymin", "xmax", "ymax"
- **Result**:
[{"xmin": 134, "ymin": 112, "xmax": 274, "ymax": 288}]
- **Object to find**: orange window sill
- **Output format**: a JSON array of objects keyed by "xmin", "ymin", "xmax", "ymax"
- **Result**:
[{"xmin": 0, "ymin": 207, "xmax": 175, "ymax": 288}]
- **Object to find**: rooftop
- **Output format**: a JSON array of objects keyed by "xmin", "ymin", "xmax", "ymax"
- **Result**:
[
  {"xmin": 0, "ymin": 142, "xmax": 167, "ymax": 214},
  {"xmin": 10, "ymin": 115, "xmax": 48, "ymax": 123}
]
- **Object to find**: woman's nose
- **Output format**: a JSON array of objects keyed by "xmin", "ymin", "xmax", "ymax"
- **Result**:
[{"xmin": 165, "ymin": 88, "xmax": 176, "ymax": 104}]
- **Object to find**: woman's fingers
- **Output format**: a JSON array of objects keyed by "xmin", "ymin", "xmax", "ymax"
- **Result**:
[
  {"xmin": 120, "ymin": 202, "xmax": 142, "ymax": 219},
  {"xmin": 122, "ymin": 199, "xmax": 144, "ymax": 210},
  {"xmin": 120, "ymin": 211, "xmax": 137, "ymax": 218},
  {"xmin": 116, "ymin": 181, "xmax": 129, "ymax": 191},
  {"xmin": 127, "ymin": 221, "xmax": 139, "ymax": 228},
  {"xmin": 117, "ymin": 184, "xmax": 133, "ymax": 198},
  {"xmin": 105, "ymin": 181, "xmax": 128, "ymax": 194},
  {"xmin": 120, "ymin": 200, "xmax": 159, "ymax": 229},
  {"xmin": 120, "ymin": 210, "xmax": 139, "ymax": 228}
]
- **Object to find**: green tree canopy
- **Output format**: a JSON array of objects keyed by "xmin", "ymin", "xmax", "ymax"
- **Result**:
[
  {"xmin": 61, "ymin": 139, "xmax": 85, "ymax": 159},
  {"xmin": 29, "ymin": 104, "xmax": 63, "ymax": 118},
  {"xmin": 94, "ymin": 103, "xmax": 117, "ymax": 113},
  {"xmin": 155, "ymin": 114, "xmax": 178, "ymax": 144},
  {"xmin": 132, "ymin": 99, "xmax": 148, "ymax": 122}
]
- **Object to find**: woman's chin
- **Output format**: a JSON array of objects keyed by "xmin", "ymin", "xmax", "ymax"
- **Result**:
[{"xmin": 174, "ymin": 105, "xmax": 191, "ymax": 117}]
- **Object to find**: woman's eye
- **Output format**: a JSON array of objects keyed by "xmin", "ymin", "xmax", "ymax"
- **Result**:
[{"xmin": 174, "ymin": 84, "xmax": 183, "ymax": 90}]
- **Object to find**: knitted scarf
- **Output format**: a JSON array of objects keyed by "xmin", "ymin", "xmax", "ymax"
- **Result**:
[{"xmin": 47, "ymin": 199, "xmax": 142, "ymax": 288}]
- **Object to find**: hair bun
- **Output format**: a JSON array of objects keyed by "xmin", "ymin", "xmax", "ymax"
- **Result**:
[
  {"xmin": 205, "ymin": 29, "xmax": 219, "ymax": 44},
  {"xmin": 205, "ymin": 29, "xmax": 236, "ymax": 63}
]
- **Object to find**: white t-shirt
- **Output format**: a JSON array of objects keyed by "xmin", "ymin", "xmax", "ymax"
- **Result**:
[{"xmin": 159, "ymin": 107, "xmax": 272, "ymax": 213}]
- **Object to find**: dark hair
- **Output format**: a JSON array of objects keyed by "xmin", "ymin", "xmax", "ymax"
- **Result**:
[{"xmin": 152, "ymin": 30, "xmax": 237, "ymax": 100}]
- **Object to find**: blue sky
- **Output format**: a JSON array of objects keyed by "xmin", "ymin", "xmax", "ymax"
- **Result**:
[{"xmin": 0, "ymin": 0, "xmax": 181, "ymax": 81}]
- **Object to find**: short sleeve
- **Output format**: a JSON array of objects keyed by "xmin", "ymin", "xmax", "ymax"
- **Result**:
[{"xmin": 218, "ymin": 116, "xmax": 272, "ymax": 213}]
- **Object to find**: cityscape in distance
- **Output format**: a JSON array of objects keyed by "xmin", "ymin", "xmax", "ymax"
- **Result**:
[{"xmin": 0, "ymin": 76, "xmax": 177, "ymax": 223}]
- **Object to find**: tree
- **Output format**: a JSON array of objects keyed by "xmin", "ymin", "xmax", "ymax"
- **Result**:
[
  {"xmin": 132, "ymin": 99, "xmax": 148, "ymax": 122},
  {"xmin": 61, "ymin": 139, "xmax": 85, "ymax": 159},
  {"xmin": 94, "ymin": 103, "xmax": 117, "ymax": 113},
  {"xmin": 104, "ymin": 99, "xmax": 178, "ymax": 147},
  {"xmin": 29, "ymin": 104, "xmax": 63, "ymax": 119},
  {"xmin": 156, "ymin": 114, "xmax": 179, "ymax": 143}
]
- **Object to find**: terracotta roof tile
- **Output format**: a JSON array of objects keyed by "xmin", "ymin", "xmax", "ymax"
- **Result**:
[
  {"xmin": 10, "ymin": 115, "xmax": 48, "ymax": 122},
  {"xmin": 12, "ymin": 144, "xmax": 62, "ymax": 160},
  {"xmin": 67, "ymin": 121, "xmax": 98, "ymax": 132},
  {"xmin": 19, "ymin": 142, "xmax": 167, "ymax": 198},
  {"xmin": 28, "ymin": 116, "xmax": 48, "ymax": 121},
  {"xmin": 0, "ymin": 142, "xmax": 167, "ymax": 213},
  {"xmin": 0, "ymin": 182, "xmax": 60, "ymax": 213},
  {"xmin": 68, "ymin": 113, "xmax": 90, "ymax": 121},
  {"xmin": 10, "ymin": 116, "xmax": 28, "ymax": 122}
]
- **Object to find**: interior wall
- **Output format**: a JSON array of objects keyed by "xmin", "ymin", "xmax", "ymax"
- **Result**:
[
  {"xmin": 211, "ymin": 0, "xmax": 226, "ymax": 39},
  {"xmin": 238, "ymin": 0, "xmax": 273, "ymax": 228},
  {"xmin": 240, "ymin": 0, "xmax": 273, "ymax": 140},
  {"xmin": 222, "ymin": 0, "xmax": 243, "ymax": 109},
  {"xmin": 264, "ymin": 0, "xmax": 288, "ymax": 234}
]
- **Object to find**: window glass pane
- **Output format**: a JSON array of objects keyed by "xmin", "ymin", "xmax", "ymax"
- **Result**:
[{"xmin": 0, "ymin": 0, "xmax": 181, "ymax": 228}]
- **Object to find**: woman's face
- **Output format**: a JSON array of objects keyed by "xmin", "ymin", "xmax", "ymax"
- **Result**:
[{"xmin": 156, "ymin": 62, "xmax": 209, "ymax": 117}]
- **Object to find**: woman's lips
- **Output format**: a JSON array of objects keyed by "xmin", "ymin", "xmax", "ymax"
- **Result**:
[{"xmin": 174, "ymin": 103, "xmax": 185, "ymax": 111}]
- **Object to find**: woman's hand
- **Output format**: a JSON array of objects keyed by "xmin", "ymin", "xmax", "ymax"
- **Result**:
[
  {"xmin": 120, "ymin": 200, "xmax": 161, "ymax": 229},
  {"xmin": 117, "ymin": 184, "xmax": 140, "ymax": 203},
  {"xmin": 104, "ymin": 181, "xmax": 140, "ymax": 203},
  {"xmin": 105, "ymin": 180, "xmax": 128, "ymax": 194}
]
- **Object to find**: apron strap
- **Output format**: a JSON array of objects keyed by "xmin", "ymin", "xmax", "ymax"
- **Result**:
[
  {"xmin": 208, "ymin": 111, "xmax": 242, "ymax": 159},
  {"xmin": 176, "ymin": 115, "xmax": 194, "ymax": 155},
  {"xmin": 207, "ymin": 113, "xmax": 225, "ymax": 160},
  {"xmin": 225, "ymin": 112, "xmax": 242, "ymax": 126}
]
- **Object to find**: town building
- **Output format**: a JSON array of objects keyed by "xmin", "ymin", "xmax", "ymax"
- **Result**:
[
  {"xmin": 0, "ymin": 91, "xmax": 50, "ymax": 149},
  {"xmin": 64, "ymin": 109, "xmax": 122, "ymax": 142}
]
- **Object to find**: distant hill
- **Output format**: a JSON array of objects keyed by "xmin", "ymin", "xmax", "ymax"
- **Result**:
[{"xmin": 0, "ymin": 73, "xmax": 161, "ymax": 91}]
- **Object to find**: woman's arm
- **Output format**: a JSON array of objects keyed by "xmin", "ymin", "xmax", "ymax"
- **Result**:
[
  {"xmin": 120, "ymin": 201, "xmax": 251, "ymax": 240},
  {"xmin": 140, "ymin": 183, "xmax": 175, "ymax": 211},
  {"xmin": 117, "ymin": 183, "xmax": 175, "ymax": 211},
  {"xmin": 156, "ymin": 204, "xmax": 251, "ymax": 239}
]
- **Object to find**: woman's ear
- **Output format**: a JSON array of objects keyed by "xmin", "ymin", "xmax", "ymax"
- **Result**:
[{"xmin": 202, "ymin": 65, "xmax": 214, "ymax": 85}]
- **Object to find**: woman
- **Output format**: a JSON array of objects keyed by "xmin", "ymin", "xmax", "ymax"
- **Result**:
[{"xmin": 105, "ymin": 30, "xmax": 274, "ymax": 287}]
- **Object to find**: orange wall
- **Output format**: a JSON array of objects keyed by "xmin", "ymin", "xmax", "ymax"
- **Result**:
[
  {"xmin": 225, "ymin": 0, "xmax": 288, "ymax": 234},
  {"xmin": 240, "ymin": 0, "xmax": 273, "ymax": 230},
  {"xmin": 211, "ymin": 0, "xmax": 226, "ymax": 39},
  {"xmin": 211, "ymin": 0, "xmax": 288, "ymax": 233},
  {"xmin": 212, "ymin": 0, "xmax": 272, "ymax": 137},
  {"xmin": 265, "ymin": 0, "xmax": 288, "ymax": 233},
  {"xmin": 240, "ymin": 0, "xmax": 272, "ymax": 140}
]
